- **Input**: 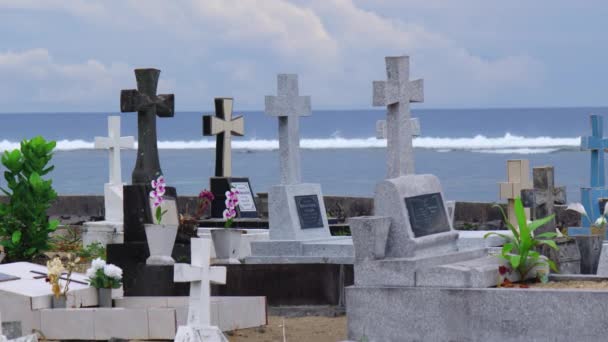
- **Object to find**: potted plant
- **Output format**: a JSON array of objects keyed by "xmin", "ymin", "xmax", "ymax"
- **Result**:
[
  {"xmin": 485, "ymin": 197, "xmax": 558, "ymax": 286},
  {"xmin": 145, "ymin": 176, "xmax": 178, "ymax": 265},
  {"xmin": 46, "ymin": 255, "xmax": 79, "ymax": 308},
  {"xmin": 86, "ymin": 258, "xmax": 122, "ymax": 308},
  {"xmin": 210, "ymin": 188, "xmax": 243, "ymax": 263}
]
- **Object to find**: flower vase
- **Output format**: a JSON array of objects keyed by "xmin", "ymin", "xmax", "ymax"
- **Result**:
[
  {"xmin": 211, "ymin": 229, "xmax": 243, "ymax": 264},
  {"xmin": 51, "ymin": 295, "xmax": 67, "ymax": 309},
  {"xmin": 590, "ymin": 225, "xmax": 606, "ymax": 239},
  {"xmin": 98, "ymin": 288, "xmax": 112, "ymax": 308},
  {"xmin": 144, "ymin": 224, "xmax": 178, "ymax": 265}
]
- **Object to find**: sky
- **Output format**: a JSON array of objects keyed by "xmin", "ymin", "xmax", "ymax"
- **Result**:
[{"xmin": 0, "ymin": 0, "xmax": 607, "ymax": 112}]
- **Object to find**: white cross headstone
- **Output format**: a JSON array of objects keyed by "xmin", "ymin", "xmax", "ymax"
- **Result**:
[
  {"xmin": 373, "ymin": 56, "xmax": 424, "ymax": 178},
  {"xmin": 94, "ymin": 116, "xmax": 135, "ymax": 222},
  {"xmin": 174, "ymin": 238, "xmax": 227, "ymax": 342},
  {"xmin": 265, "ymin": 74, "xmax": 312, "ymax": 185},
  {"xmin": 376, "ymin": 118, "xmax": 420, "ymax": 140}
]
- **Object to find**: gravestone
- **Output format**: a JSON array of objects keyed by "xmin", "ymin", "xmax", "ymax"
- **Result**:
[
  {"xmin": 82, "ymin": 116, "xmax": 135, "ymax": 246},
  {"xmin": 499, "ymin": 159, "xmax": 532, "ymax": 225},
  {"xmin": 174, "ymin": 238, "xmax": 227, "ymax": 342},
  {"xmin": 106, "ymin": 68, "xmax": 189, "ymax": 296},
  {"xmin": 263, "ymin": 74, "xmax": 330, "ymax": 240},
  {"xmin": 203, "ymin": 98, "xmax": 258, "ymax": 219},
  {"xmin": 376, "ymin": 118, "xmax": 420, "ymax": 140},
  {"xmin": 521, "ymin": 166, "xmax": 566, "ymax": 236}
]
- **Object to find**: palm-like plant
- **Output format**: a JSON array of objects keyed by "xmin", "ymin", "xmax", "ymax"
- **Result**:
[{"xmin": 485, "ymin": 197, "xmax": 559, "ymax": 280}]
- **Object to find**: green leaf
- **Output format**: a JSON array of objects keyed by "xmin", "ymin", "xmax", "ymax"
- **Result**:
[
  {"xmin": 510, "ymin": 254, "xmax": 521, "ymax": 268},
  {"xmin": 535, "ymin": 232, "xmax": 558, "ymax": 239},
  {"xmin": 538, "ymin": 240, "xmax": 559, "ymax": 250},
  {"xmin": 493, "ymin": 203, "xmax": 520, "ymax": 240},
  {"xmin": 48, "ymin": 219, "xmax": 59, "ymax": 231},
  {"xmin": 528, "ymin": 214, "xmax": 556, "ymax": 232},
  {"xmin": 547, "ymin": 259, "xmax": 559, "ymax": 273},
  {"xmin": 11, "ymin": 231, "xmax": 22, "ymax": 244}
]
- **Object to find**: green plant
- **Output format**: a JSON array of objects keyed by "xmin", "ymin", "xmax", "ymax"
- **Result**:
[
  {"xmin": 50, "ymin": 226, "xmax": 81, "ymax": 252},
  {"xmin": 0, "ymin": 137, "xmax": 58, "ymax": 261},
  {"xmin": 485, "ymin": 198, "xmax": 559, "ymax": 281},
  {"xmin": 86, "ymin": 258, "xmax": 122, "ymax": 289},
  {"xmin": 78, "ymin": 242, "xmax": 107, "ymax": 261}
]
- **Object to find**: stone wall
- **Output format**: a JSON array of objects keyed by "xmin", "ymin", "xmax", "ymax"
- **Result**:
[{"xmin": 7, "ymin": 195, "xmax": 580, "ymax": 230}]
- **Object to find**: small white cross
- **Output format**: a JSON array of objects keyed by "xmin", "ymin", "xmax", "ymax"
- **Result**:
[
  {"xmin": 265, "ymin": 74, "xmax": 311, "ymax": 185},
  {"xmin": 373, "ymin": 56, "xmax": 424, "ymax": 178},
  {"xmin": 174, "ymin": 238, "xmax": 227, "ymax": 327},
  {"xmin": 94, "ymin": 116, "xmax": 135, "ymax": 185}
]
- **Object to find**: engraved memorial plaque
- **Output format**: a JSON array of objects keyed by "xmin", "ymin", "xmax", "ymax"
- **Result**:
[
  {"xmin": 404, "ymin": 193, "xmax": 450, "ymax": 237},
  {"xmin": 232, "ymin": 181, "xmax": 257, "ymax": 213},
  {"xmin": 295, "ymin": 195, "xmax": 324, "ymax": 229}
]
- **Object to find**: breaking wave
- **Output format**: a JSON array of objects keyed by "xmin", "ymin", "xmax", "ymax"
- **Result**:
[{"xmin": 0, "ymin": 133, "xmax": 580, "ymax": 154}]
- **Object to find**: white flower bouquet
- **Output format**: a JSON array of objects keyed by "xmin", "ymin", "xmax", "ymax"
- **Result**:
[{"xmin": 85, "ymin": 258, "xmax": 123, "ymax": 289}]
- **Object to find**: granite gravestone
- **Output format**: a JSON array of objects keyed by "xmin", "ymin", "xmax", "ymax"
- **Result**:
[
  {"xmin": 376, "ymin": 118, "xmax": 420, "ymax": 140},
  {"xmin": 106, "ymin": 68, "xmax": 188, "ymax": 296},
  {"xmin": 499, "ymin": 159, "xmax": 532, "ymax": 225},
  {"xmin": 174, "ymin": 238, "xmax": 227, "ymax": 342},
  {"xmin": 264, "ymin": 74, "xmax": 330, "ymax": 240},
  {"xmin": 521, "ymin": 166, "xmax": 566, "ymax": 236},
  {"xmin": 203, "ymin": 98, "xmax": 258, "ymax": 219}
]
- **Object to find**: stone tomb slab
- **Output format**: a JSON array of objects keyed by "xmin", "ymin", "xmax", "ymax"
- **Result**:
[{"xmin": 247, "ymin": 237, "xmax": 353, "ymax": 264}]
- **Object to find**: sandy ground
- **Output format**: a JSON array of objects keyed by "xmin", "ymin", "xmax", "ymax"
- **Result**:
[
  {"xmin": 529, "ymin": 280, "xmax": 608, "ymax": 289},
  {"xmin": 228, "ymin": 315, "xmax": 347, "ymax": 342}
]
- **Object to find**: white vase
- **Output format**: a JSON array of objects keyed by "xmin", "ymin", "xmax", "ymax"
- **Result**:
[
  {"xmin": 144, "ymin": 224, "xmax": 178, "ymax": 265},
  {"xmin": 211, "ymin": 229, "xmax": 243, "ymax": 264}
]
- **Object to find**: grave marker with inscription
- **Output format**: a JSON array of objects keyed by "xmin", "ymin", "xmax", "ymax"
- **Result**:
[{"xmin": 405, "ymin": 193, "xmax": 450, "ymax": 238}]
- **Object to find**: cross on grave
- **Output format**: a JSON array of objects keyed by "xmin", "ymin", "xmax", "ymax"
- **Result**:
[
  {"xmin": 203, "ymin": 98, "xmax": 244, "ymax": 178},
  {"xmin": 376, "ymin": 118, "xmax": 420, "ymax": 140},
  {"xmin": 521, "ymin": 166, "xmax": 566, "ymax": 235},
  {"xmin": 174, "ymin": 238, "xmax": 226, "ymax": 329},
  {"xmin": 499, "ymin": 160, "xmax": 532, "ymax": 225},
  {"xmin": 94, "ymin": 116, "xmax": 135, "ymax": 185},
  {"xmin": 581, "ymin": 115, "xmax": 608, "ymax": 188},
  {"xmin": 373, "ymin": 56, "xmax": 424, "ymax": 178},
  {"xmin": 120, "ymin": 68, "xmax": 174, "ymax": 185},
  {"xmin": 265, "ymin": 74, "xmax": 312, "ymax": 185}
]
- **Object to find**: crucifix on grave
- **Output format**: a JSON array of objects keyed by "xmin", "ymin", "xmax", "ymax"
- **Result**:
[
  {"xmin": 174, "ymin": 238, "xmax": 227, "ymax": 342},
  {"xmin": 263, "ymin": 74, "xmax": 330, "ymax": 240},
  {"xmin": 120, "ymin": 68, "xmax": 174, "ymax": 185},
  {"xmin": 580, "ymin": 114, "xmax": 608, "ymax": 227},
  {"xmin": 265, "ymin": 74, "xmax": 312, "ymax": 185},
  {"xmin": 521, "ymin": 166, "xmax": 566, "ymax": 235},
  {"xmin": 94, "ymin": 116, "xmax": 135, "ymax": 222},
  {"xmin": 376, "ymin": 118, "xmax": 420, "ymax": 140},
  {"xmin": 203, "ymin": 98, "xmax": 258, "ymax": 219},
  {"xmin": 499, "ymin": 160, "xmax": 532, "ymax": 225},
  {"xmin": 373, "ymin": 56, "xmax": 424, "ymax": 178}
]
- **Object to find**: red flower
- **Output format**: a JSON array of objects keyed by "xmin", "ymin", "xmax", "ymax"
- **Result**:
[{"xmin": 498, "ymin": 265, "xmax": 511, "ymax": 275}]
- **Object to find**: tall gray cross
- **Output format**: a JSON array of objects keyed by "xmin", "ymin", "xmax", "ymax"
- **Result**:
[
  {"xmin": 265, "ymin": 74, "xmax": 311, "ymax": 185},
  {"xmin": 376, "ymin": 118, "xmax": 420, "ymax": 140},
  {"xmin": 373, "ymin": 56, "xmax": 424, "ymax": 178},
  {"xmin": 203, "ymin": 98, "xmax": 245, "ymax": 177},
  {"xmin": 120, "ymin": 68, "xmax": 174, "ymax": 185}
]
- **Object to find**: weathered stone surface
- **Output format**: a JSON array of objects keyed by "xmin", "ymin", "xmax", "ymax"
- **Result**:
[
  {"xmin": 347, "ymin": 281, "xmax": 608, "ymax": 342},
  {"xmin": 521, "ymin": 166, "xmax": 566, "ymax": 235},
  {"xmin": 348, "ymin": 216, "xmax": 390, "ymax": 261},
  {"xmin": 575, "ymin": 235, "xmax": 603, "ymax": 274}
]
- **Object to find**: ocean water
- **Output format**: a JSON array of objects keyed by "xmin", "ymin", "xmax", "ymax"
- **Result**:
[{"xmin": 1, "ymin": 107, "xmax": 606, "ymax": 202}]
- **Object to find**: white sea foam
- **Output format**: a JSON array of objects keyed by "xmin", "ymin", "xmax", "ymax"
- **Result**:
[{"xmin": 0, "ymin": 133, "xmax": 581, "ymax": 154}]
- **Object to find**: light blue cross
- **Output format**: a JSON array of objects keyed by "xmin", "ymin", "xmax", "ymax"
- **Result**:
[{"xmin": 581, "ymin": 115, "xmax": 608, "ymax": 188}]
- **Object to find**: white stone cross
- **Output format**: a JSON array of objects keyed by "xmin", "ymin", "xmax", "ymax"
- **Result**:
[
  {"xmin": 203, "ymin": 98, "xmax": 245, "ymax": 178},
  {"xmin": 373, "ymin": 56, "xmax": 424, "ymax": 178},
  {"xmin": 376, "ymin": 118, "xmax": 420, "ymax": 140},
  {"xmin": 174, "ymin": 238, "xmax": 226, "ymax": 327},
  {"xmin": 265, "ymin": 74, "xmax": 312, "ymax": 185},
  {"xmin": 94, "ymin": 116, "xmax": 135, "ymax": 185}
]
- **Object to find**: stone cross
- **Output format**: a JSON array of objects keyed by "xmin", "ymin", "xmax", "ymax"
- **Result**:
[
  {"xmin": 120, "ymin": 68, "xmax": 174, "ymax": 185},
  {"xmin": 499, "ymin": 160, "xmax": 532, "ymax": 225},
  {"xmin": 265, "ymin": 74, "xmax": 311, "ymax": 185},
  {"xmin": 373, "ymin": 56, "xmax": 424, "ymax": 178},
  {"xmin": 521, "ymin": 166, "xmax": 567, "ymax": 235},
  {"xmin": 94, "ymin": 116, "xmax": 135, "ymax": 185},
  {"xmin": 376, "ymin": 118, "xmax": 420, "ymax": 140},
  {"xmin": 581, "ymin": 115, "xmax": 608, "ymax": 188},
  {"xmin": 203, "ymin": 98, "xmax": 244, "ymax": 178},
  {"xmin": 174, "ymin": 238, "xmax": 226, "ymax": 327}
]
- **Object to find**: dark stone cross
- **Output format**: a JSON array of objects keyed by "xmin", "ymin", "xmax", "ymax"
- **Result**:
[
  {"xmin": 521, "ymin": 166, "xmax": 567, "ymax": 235},
  {"xmin": 120, "ymin": 68, "xmax": 174, "ymax": 185},
  {"xmin": 203, "ymin": 98, "xmax": 244, "ymax": 177}
]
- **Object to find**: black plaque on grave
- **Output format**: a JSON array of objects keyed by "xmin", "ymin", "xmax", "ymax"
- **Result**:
[
  {"xmin": 295, "ymin": 195, "xmax": 324, "ymax": 229},
  {"xmin": 209, "ymin": 177, "xmax": 259, "ymax": 218},
  {"xmin": 404, "ymin": 193, "xmax": 450, "ymax": 237},
  {"xmin": 0, "ymin": 272, "xmax": 19, "ymax": 282}
]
